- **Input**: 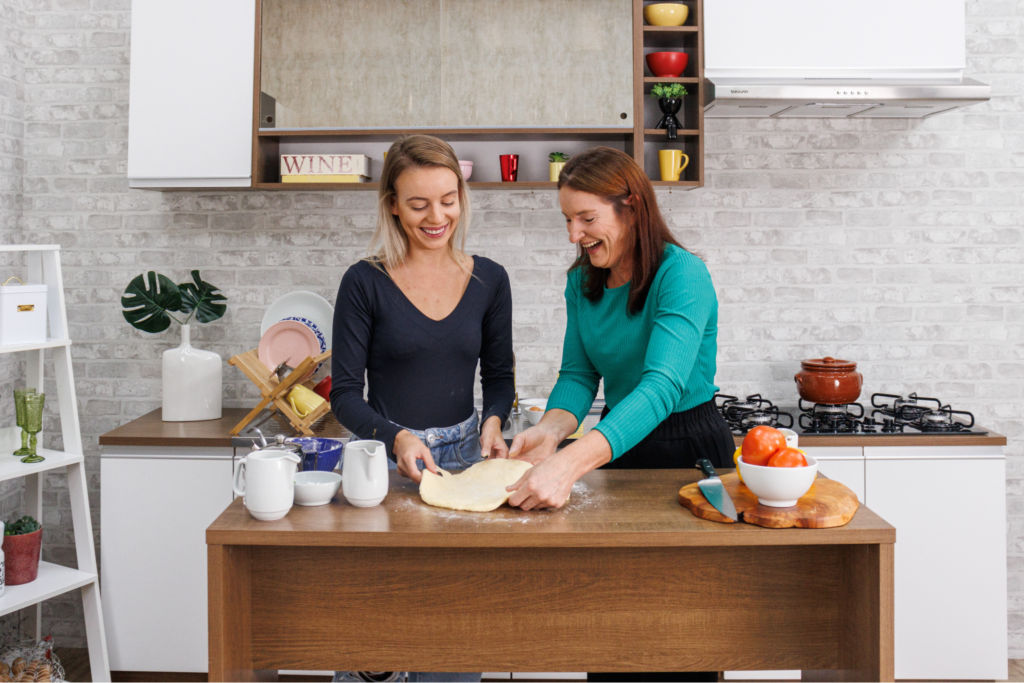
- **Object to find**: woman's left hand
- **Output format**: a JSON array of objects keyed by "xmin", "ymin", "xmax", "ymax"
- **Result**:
[
  {"xmin": 480, "ymin": 415, "xmax": 509, "ymax": 459},
  {"xmin": 505, "ymin": 449, "xmax": 579, "ymax": 509}
]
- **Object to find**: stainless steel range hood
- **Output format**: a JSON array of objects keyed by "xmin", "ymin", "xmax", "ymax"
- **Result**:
[
  {"xmin": 705, "ymin": 78, "xmax": 991, "ymax": 119},
  {"xmin": 703, "ymin": 0, "xmax": 990, "ymax": 119}
]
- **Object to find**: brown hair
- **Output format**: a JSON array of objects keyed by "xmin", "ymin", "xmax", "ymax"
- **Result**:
[
  {"xmin": 557, "ymin": 147, "xmax": 682, "ymax": 315},
  {"xmin": 367, "ymin": 135, "xmax": 472, "ymax": 272}
]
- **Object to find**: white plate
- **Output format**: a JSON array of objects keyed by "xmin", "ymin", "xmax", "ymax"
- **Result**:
[{"xmin": 261, "ymin": 291, "xmax": 334, "ymax": 350}]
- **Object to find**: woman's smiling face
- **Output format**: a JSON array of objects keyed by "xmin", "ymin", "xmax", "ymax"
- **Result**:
[
  {"xmin": 559, "ymin": 186, "xmax": 631, "ymax": 276},
  {"xmin": 391, "ymin": 165, "xmax": 461, "ymax": 253}
]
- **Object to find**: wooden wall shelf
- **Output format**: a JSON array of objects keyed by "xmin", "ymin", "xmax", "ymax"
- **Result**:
[{"xmin": 251, "ymin": 0, "xmax": 704, "ymax": 190}]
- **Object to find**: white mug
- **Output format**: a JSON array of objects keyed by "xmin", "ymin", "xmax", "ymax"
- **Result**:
[
  {"xmin": 233, "ymin": 450, "xmax": 301, "ymax": 521},
  {"xmin": 778, "ymin": 428, "xmax": 799, "ymax": 449},
  {"xmin": 342, "ymin": 439, "xmax": 389, "ymax": 508}
]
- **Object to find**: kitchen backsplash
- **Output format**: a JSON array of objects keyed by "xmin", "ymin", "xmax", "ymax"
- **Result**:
[{"xmin": 0, "ymin": 0, "xmax": 1021, "ymax": 654}]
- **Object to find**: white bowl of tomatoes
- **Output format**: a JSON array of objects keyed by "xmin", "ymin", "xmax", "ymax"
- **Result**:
[{"xmin": 735, "ymin": 426, "xmax": 817, "ymax": 508}]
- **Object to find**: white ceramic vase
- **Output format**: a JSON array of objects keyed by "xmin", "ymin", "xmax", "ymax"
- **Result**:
[{"xmin": 162, "ymin": 324, "xmax": 222, "ymax": 422}]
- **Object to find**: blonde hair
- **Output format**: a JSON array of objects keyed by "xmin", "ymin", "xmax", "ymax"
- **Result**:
[{"xmin": 367, "ymin": 135, "xmax": 472, "ymax": 270}]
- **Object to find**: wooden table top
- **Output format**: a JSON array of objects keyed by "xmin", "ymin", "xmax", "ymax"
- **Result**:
[
  {"xmin": 102, "ymin": 408, "xmax": 1006, "ymax": 449},
  {"xmin": 207, "ymin": 469, "xmax": 895, "ymax": 549}
]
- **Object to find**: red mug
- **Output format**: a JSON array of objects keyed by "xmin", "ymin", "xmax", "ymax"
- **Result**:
[{"xmin": 500, "ymin": 154, "xmax": 519, "ymax": 182}]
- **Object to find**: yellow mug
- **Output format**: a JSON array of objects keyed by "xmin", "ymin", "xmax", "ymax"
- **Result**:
[
  {"xmin": 658, "ymin": 149, "xmax": 690, "ymax": 182},
  {"xmin": 287, "ymin": 384, "xmax": 325, "ymax": 418}
]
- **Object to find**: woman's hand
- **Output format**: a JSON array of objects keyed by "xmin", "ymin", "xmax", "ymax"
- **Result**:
[
  {"xmin": 506, "ymin": 430, "xmax": 613, "ymax": 510},
  {"xmin": 480, "ymin": 415, "xmax": 509, "ymax": 459},
  {"xmin": 508, "ymin": 408, "xmax": 579, "ymax": 465},
  {"xmin": 393, "ymin": 430, "xmax": 437, "ymax": 484}
]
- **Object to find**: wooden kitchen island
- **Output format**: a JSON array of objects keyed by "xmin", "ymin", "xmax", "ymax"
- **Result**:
[{"xmin": 207, "ymin": 469, "xmax": 895, "ymax": 682}]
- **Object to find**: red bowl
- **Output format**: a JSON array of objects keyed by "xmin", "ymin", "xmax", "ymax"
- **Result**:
[{"xmin": 646, "ymin": 51, "xmax": 689, "ymax": 78}]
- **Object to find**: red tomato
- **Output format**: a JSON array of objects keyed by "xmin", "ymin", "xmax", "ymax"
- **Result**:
[
  {"xmin": 767, "ymin": 448, "xmax": 808, "ymax": 468},
  {"xmin": 741, "ymin": 426, "xmax": 787, "ymax": 466}
]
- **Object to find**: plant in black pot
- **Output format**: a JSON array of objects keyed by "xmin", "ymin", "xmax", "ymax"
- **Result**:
[
  {"xmin": 650, "ymin": 83, "xmax": 689, "ymax": 140},
  {"xmin": 3, "ymin": 515, "xmax": 42, "ymax": 585}
]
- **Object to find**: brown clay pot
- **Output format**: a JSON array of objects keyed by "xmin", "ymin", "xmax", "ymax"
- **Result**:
[
  {"xmin": 3, "ymin": 528, "xmax": 42, "ymax": 585},
  {"xmin": 794, "ymin": 357, "xmax": 863, "ymax": 405}
]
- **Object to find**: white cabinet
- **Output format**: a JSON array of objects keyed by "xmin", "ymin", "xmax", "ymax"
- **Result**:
[
  {"xmin": 127, "ymin": 0, "xmax": 255, "ymax": 188},
  {"xmin": 865, "ymin": 446, "xmax": 1007, "ymax": 681},
  {"xmin": 803, "ymin": 447, "xmax": 864, "ymax": 502},
  {"xmin": 100, "ymin": 449, "xmax": 234, "ymax": 673}
]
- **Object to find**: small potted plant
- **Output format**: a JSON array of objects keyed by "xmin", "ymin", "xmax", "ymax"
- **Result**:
[
  {"xmin": 650, "ymin": 83, "xmax": 689, "ymax": 140},
  {"xmin": 549, "ymin": 152, "xmax": 570, "ymax": 182},
  {"xmin": 3, "ymin": 516, "xmax": 42, "ymax": 585},
  {"xmin": 121, "ymin": 270, "xmax": 227, "ymax": 423}
]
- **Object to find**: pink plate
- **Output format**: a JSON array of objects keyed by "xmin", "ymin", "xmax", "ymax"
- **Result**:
[{"xmin": 258, "ymin": 320, "xmax": 321, "ymax": 376}]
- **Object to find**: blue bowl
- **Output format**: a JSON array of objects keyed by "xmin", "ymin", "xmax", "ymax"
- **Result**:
[{"xmin": 286, "ymin": 437, "xmax": 344, "ymax": 472}]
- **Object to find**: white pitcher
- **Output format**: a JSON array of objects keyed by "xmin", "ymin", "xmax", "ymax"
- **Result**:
[
  {"xmin": 233, "ymin": 446, "xmax": 302, "ymax": 521},
  {"xmin": 342, "ymin": 440, "xmax": 388, "ymax": 507}
]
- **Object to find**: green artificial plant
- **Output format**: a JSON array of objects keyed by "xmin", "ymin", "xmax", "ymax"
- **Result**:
[
  {"xmin": 549, "ymin": 152, "xmax": 570, "ymax": 163},
  {"xmin": 121, "ymin": 270, "xmax": 227, "ymax": 334},
  {"xmin": 650, "ymin": 83, "xmax": 689, "ymax": 100},
  {"xmin": 5, "ymin": 515, "xmax": 41, "ymax": 536}
]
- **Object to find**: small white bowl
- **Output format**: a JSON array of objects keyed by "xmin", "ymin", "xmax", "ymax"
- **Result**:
[
  {"xmin": 736, "ymin": 454, "xmax": 818, "ymax": 508},
  {"xmin": 294, "ymin": 471, "xmax": 342, "ymax": 507},
  {"xmin": 520, "ymin": 398, "xmax": 547, "ymax": 425}
]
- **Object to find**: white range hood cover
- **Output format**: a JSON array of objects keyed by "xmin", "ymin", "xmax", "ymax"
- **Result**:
[{"xmin": 704, "ymin": 0, "xmax": 990, "ymax": 118}]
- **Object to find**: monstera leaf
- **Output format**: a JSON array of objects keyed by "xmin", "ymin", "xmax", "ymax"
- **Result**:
[
  {"xmin": 121, "ymin": 272, "xmax": 182, "ymax": 333},
  {"xmin": 179, "ymin": 270, "xmax": 227, "ymax": 324}
]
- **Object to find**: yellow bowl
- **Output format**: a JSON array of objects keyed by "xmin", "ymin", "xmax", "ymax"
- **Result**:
[{"xmin": 644, "ymin": 3, "xmax": 689, "ymax": 27}]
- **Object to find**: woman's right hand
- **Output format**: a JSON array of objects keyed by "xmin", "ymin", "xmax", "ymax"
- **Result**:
[
  {"xmin": 393, "ymin": 430, "xmax": 437, "ymax": 484},
  {"xmin": 508, "ymin": 424, "xmax": 561, "ymax": 464}
]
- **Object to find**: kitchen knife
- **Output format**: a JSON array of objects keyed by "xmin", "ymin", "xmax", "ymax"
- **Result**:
[{"xmin": 696, "ymin": 458, "xmax": 738, "ymax": 521}]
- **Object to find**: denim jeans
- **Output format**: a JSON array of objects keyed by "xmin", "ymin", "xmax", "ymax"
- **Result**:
[
  {"xmin": 357, "ymin": 413, "xmax": 482, "ymax": 472},
  {"xmin": 405, "ymin": 411, "xmax": 483, "ymax": 471},
  {"xmin": 335, "ymin": 413, "xmax": 483, "ymax": 683}
]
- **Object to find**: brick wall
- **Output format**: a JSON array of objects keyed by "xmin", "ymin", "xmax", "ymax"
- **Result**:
[{"xmin": 1, "ymin": 0, "xmax": 1023, "ymax": 657}]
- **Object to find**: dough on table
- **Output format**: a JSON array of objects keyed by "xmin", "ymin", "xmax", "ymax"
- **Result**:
[{"xmin": 420, "ymin": 458, "xmax": 533, "ymax": 512}]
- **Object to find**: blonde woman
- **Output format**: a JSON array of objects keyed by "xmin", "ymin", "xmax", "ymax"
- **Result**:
[{"xmin": 331, "ymin": 134, "xmax": 513, "ymax": 488}]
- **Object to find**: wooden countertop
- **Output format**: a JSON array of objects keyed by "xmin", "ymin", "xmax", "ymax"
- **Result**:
[
  {"xmin": 206, "ymin": 469, "xmax": 895, "ymax": 548},
  {"xmin": 101, "ymin": 408, "xmax": 1007, "ymax": 449}
]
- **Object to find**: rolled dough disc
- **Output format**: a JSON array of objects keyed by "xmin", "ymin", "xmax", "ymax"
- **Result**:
[{"xmin": 419, "ymin": 458, "xmax": 533, "ymax": 512}]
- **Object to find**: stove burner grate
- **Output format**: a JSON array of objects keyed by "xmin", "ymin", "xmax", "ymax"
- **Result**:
[{"xmin": 714, "ymin": 394, "xmax": 794, "ymax": 434}]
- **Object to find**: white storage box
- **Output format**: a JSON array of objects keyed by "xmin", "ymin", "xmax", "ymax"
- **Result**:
[{"xmin": 0, "ymin": 279, "xmax": 47, "ymax": 346}]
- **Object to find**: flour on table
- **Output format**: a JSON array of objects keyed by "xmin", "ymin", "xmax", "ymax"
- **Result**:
[{"xmin": 419, "ymin": 458, "xmax": 533, "ymax": 512}]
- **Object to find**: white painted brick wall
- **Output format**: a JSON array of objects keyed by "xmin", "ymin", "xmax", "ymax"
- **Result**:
[{"xmin": 0, "ymin": 0, "xmax": 1022, "ymax": 659}]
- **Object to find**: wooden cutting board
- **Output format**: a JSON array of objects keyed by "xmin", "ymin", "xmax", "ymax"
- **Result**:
[{"xmin": 678, "ymin": 472, "xmax": 859, "ymax": 529}]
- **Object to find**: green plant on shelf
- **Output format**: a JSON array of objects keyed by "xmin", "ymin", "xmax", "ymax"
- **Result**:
[
  {"xmin": 5, "ymin": 515, "xmax": 40, "ymax": 536},
  {"xmin": 650, "ymin": 83, "xmax": 689, "ymax": 100},
  {"xmin": 549, "ymin": 152, "xmax": 570, "ymax": 163},
  {"xmin": 121, "ymin": 270, "xmax": 227, "ymax": 334}
]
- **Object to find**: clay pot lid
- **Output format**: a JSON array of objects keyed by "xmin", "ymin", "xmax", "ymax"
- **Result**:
[{"xmin": 801, "ymin": 356, "xmax": 858, "ymax": 371}]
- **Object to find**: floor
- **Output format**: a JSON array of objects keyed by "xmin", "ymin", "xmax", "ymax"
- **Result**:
[{"xmin": 50, "ymin": 651, "xmax": 1024, "ymax": 683}]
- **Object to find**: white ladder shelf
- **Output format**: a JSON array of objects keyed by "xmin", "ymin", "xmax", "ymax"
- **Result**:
[{"xmin": 0, "ymin": 245, "xmax": 110, "ymax": 681}]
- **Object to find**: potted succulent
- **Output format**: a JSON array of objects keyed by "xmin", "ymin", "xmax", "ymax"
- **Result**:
[
  {"xmin": 650, "ymin": 83, "xmax": 689, "ymax": 140},
  {"xmin": 121, "ymin": 270, "xmax": 227, "ymax": 423},
  {"xmin": 3, "ymin": 516, "xmax": 42, "ymax": 585},
  {"xmin": 549, "ymin": 152, "xmax": 570, "ymax": 182}
]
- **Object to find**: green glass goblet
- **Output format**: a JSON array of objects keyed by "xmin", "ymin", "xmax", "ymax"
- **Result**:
[
  {"xmin": 13, "ymin": 388, "xmax": 36, "ymax": 456},
  {"xmin": 20, "ymin": 393, "xmax": 44, "ymax": 463}
]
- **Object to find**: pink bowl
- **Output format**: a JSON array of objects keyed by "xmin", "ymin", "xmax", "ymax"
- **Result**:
[{"xmin": 646, "ymin": 51, "xmax": 689, "ymax": 78}]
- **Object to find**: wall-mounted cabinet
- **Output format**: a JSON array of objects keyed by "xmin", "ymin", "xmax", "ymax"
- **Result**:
[{"xmin": 127, "ymin": 0, "xmax": 704, "ymax": 191}]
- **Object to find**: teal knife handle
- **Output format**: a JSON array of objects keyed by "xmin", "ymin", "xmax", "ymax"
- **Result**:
[{"xmin": 696, "ymin": 458, "xmax": 718, "ymax": 479}]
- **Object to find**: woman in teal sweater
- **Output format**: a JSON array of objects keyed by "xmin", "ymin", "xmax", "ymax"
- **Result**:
[
  {"xmin": 508, "ymin": 147, "xmax": 729, "ymax": 683},
  {"xmin": 506, "ymin": 147, "xmax": 733, "ymax": 516}
]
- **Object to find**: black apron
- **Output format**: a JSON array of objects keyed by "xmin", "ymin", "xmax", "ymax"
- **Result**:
[{"xmin": 589, "ymin": 399, "xmax": 733, "ymax": 683}]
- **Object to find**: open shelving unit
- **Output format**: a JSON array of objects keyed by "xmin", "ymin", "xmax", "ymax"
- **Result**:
[
  {"xmin": 250, "ymin": 0, "xmax": 704, "ymax": 191},
  {"xmin": 0, "ymin": 245, "xmax": 110, "ymax": 681}
]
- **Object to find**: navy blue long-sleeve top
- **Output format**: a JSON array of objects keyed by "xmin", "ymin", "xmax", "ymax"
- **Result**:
[{"xmin": 330, "ymin": 256, "xmax": 515, "ymax": 460}]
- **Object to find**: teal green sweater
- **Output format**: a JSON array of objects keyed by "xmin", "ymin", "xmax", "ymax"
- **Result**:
[{"xmin": 546, "ymin": 244, "xmax": 720, "ymax": 460}]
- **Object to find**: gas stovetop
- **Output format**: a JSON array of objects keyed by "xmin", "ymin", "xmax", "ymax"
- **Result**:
[{"xmin": 714, "ymin": 392, "xmax": 988, "ymax": 437}]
